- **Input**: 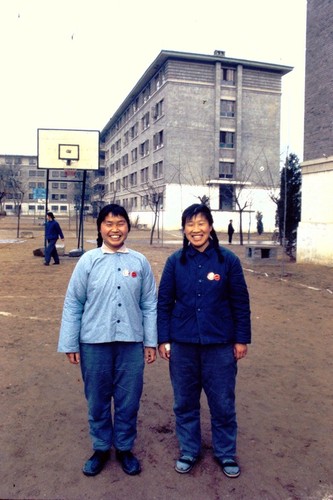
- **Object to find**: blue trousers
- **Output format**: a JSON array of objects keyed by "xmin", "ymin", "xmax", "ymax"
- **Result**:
[
  {"xmin": 170, "ymin": 342, "xmax": 238, "ymax": 461},
  {"xmin": 45, "ymin": 239, "xmax": 59, "ymax": 264},
  {"xmin": 80, "ymin": 342, "xmax": 144, "ymax": 452}
]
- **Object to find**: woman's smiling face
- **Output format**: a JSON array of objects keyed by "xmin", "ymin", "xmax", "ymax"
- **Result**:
[
  {"xmin": 184, "ymin": 213, "xmax": 212, "ymax": 252},
  {"xmin": 100, "ymin": 213, "xmax": 129, "ymax": 250}
]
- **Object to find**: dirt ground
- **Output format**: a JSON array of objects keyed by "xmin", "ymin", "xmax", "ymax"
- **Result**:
[{"xmin": 1, "ymin": 216, "xmax": 333, "ymax": 500}]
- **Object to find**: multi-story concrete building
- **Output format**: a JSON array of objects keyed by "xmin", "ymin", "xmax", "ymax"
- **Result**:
[
  {"xmin": 100, "ymin": 49, "xmax": 292, "ymax": 232},
  {"xmin": 297, "ymin": 0, "xmax": 333, "ymax": 265},
  {"xmin": 0, "ymin": 154, "xmax": 77, "ymax": 217}
]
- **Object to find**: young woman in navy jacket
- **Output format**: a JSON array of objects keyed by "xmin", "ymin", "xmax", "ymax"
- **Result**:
[{"xmin": 158, "ymin": 204, "xmax": 251, "ymax": 478}]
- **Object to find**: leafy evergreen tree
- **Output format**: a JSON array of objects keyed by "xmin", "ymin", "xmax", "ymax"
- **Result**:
[
  {"xmin": 256, "ymin": 211, "xmax": 264, "ymax": 235},
  {"xmin": 277, "ymin": 153, "xmax": 302, "ymax": 258}
]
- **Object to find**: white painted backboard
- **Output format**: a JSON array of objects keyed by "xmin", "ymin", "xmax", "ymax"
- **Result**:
[{"xmin": 37, "ymin": 128, "xmax": 100, "ymax": 170}]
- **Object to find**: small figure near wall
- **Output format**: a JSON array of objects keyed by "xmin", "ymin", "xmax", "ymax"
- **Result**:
[{"xmin": 227, "ymin": 219, "xmax": 234, "ymax": 244}]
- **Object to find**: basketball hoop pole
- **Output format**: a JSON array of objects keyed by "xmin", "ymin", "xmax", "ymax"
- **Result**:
[
  {"xmin": 44, "ymin": 170, "xmax": 50, "ymax": 250},
  {"xmin": 77, "ymin": 170, "xmax": 87, "ymax": 252}
]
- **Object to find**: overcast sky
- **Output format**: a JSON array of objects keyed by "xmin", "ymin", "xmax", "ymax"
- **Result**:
[{"xmin": 0, "ymin": 0, "xmax": 307, "ymax": 160}]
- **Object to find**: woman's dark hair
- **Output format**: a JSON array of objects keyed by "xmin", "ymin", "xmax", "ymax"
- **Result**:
[
  {"xmin": 96, "ymin": 204, "xmax": 131, "ymax": 247},
  {"xmin": 46, "ymin": 211, "xmax": 55, "ymax": 220},
  {"xmin": 180, "ymin": 203, "xmax": 223, "ymax": 263}
]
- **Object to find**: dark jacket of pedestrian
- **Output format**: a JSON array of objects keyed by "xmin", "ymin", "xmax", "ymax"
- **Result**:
[{"xmin": 45, "ymin": 218, "xmax": 64, "ymax": 240}]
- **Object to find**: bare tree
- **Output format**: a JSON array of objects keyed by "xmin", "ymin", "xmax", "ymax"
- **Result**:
[
  {"xmin": 0, "ymin": 165, "xmax": 12, "ymax": 212},
  {"xmin": 168, "ymin": 158, "xmax": 212, "ymax": 206},
  {"xmin": 0, "ymin": 163, "xmax": 27, "ymax": 236},
  {"xmin": 123, "ymin": 181, "xmax": 164, "ymax": 245},
  {"xmin": 229, "ymin": 152, "xmax": 281, "ymax": 245},
  {"xmin": 231, "ymin": 159, "xmax": 258, "ymax": 245}
]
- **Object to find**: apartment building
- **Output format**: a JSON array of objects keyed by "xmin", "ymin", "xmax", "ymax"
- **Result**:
[
  {"xmin": 100, "ymin": 49, "xmax": 292, "ymax": 231},
  {"xmin": 297, "ymin": 0, "xmax": 333, "ymax": 265},
  {"xmin": 0, "ymin": 154, "xmax": 76, "ymax": 216}
]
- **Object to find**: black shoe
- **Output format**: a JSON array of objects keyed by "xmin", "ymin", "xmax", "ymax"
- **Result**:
[
  {"xmin": 116, "ymin": 449, "xmax": 141, "ymax": 475},
  {"xmin": 44, "ymin": 263, "xmax": 49, "ymax": 266},
  {"xmin": 82, "ymin": 450, "xmax": 110, "ymax": 476},
  {"xmin": 52, "ymin": 262, "xmax": 60, "ymax": 265}
]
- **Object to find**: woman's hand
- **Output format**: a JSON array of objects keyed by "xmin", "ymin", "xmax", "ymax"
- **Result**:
[
  {"xmin": 145, "ymin": 347, "xmax": 157, "ymax": 364},
  {"xmin": 66, "ymin": 352, "xmax": 80, "ymax": 364},
  {"xmin": 158, "ymin": 343, "xmax": 171, "ymax": 361},
  {"xmin": 233, "ymin": 343, "xmax": 248, "ymax": 360}
]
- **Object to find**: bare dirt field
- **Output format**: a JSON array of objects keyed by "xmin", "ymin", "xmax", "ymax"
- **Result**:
[{"xmin": 1, "ymin": 216, "xmax": 333, "ymax": 500}]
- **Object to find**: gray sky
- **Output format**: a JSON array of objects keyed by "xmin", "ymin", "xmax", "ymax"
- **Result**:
[{"xmin": 0, "ymin": 0, "xmax": 307, "ymax": 159}]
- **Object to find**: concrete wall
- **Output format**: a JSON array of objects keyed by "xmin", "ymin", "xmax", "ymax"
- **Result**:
[
  {"xmin": 129, "ymin": 183, "xmax": 278, "ymax": 234},
  {"xmin": 304, "ymin": 0, "xmax": 333, "ymax": 161},
  {"xmin": 297, "ymin": 157, "xmax": 333, "ymax": 265}
]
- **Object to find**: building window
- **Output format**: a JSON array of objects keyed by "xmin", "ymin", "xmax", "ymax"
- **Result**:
[
  {"xmin": 116, "ymin": 139, "xmax": 121, "ymax": 152},
  {"xmin": 29, "ymin": 182, "xmax": 36, "ymax": 188},
  {"xmin": 60, "ymin": 194, "xmax": 67, "ymax": 200},
  {"xmin": 116, "ymin": 179, "xmax": 121, "ymax": 191},
  {"xmin": 152, "ymin": 69, "xmax": 165, "ymax": 92},
  {"xmin": 111, "ymin": 144, "xmax": 115, "ymax": 156},
  {"xmin": 153, "ymin": 130, "xmax": 164, "ymax": 150},
  {"xmin": 115, "ymin": 159, "xmax": 121, "ymax": 172},
  {"xmin": 153, "ymin": 99, "xmax": 164, "ymax": 120},
  {"xmin": 37, "ymin": 182, "xmax": 45, "ymax": 188},
  {"xmin": 110, "ymin": 182, "xmax": 114, "ymax": 192},
  {"xmin": 132, "ymin": 98, "xmax": 139, "ymax": 114},
  {"xmin": 51, "ymin": 194, "xmax": 59, "ymax": 200},
  {"xmin": 51, "ymin": 171, "xmax": 60, "ymax": 178},
  {"xmin": 60, "ymin": 206, "xmax": 67, "ymax": 212},
  {"xmin": 130, "ymin": 122, "xmax": 139, "ymax": 139},
  {"xmin": 60, "ymin": 183, "xmax": 67, "ymax": 189},
  {"xmin": 220, "ymin": 100, "xmax": 235, "ymax": 117},
  {"xmin": 152, "ymin": 161, "xmax": 163, "ymax": 179},
  {"xmin": 29, "ymin": 158, "xmax": 37, "ymax": 165},
  {"xmin": 140, "ymin": 140, "xmax": 149, "ymax": 157},
  {"xmin": 124, "ymin": 131, "xmax": 129, "ymax": 146},
  {"xmin": 130, "ymin": 172, "xmax": 137, "ymax": 187},
  {"xmin": 222, "ymin": 68, "xmax": 236, "ymax": 85},
  {"xmin": 140, "ymin": 167, "xmax": 149, "ymax": 184},
  {"xmin": 131, "ymin": 197, "xmax": 138, "ymax": 209},
  {"xmin": 29, "ymin": 170, "xmax": 37, "ymax": 177},
  {"xmin": 219, "ymin": 162, "xmax": 234, "ymax": 179},
  {"xmin": 131, "ymin": 148, "xmax": 138, "ymax": 163},
  {"xmin": 141, "ymin": 112, "xmax": 150, "ymax": 131},
  {"xmin": 52, "ymin": 183, "xmax": 59, "ymax": 189},
  {"xmin": 142, "ymin": 83, "xmax": 151, "ymax": 103},
  {"xmin": 122, "ymin": 154, "xmax": 129, "ymax": 167},
  {"xmin": 141, "ymin": 194, "xmax": 149, "ymax": 208},
  {"xmin": 110, "ymin": 163, "xmax": 115, "ymax": 175},
  {"xmin": 51, "ymin": 205, "xmax": 58, "ymax": 211},
  {"xmin": 122, "ymin": 176, "xmax": 128, "ymax": 189},
  {"xmin": 220, "ymin": 131, "xmax": 235, "ymax": 148},
  {"xmin": 219, "ymin": 185, "xmax": 234, "ymax": 211}
]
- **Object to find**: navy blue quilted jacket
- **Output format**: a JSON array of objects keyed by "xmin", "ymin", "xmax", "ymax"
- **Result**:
[{"xmin": 157, "ymin": 242, "xmax": 251, "ymax": 345}]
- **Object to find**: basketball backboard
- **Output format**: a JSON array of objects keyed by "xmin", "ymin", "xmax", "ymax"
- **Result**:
[{"xmin": 37, "ymin": 128, "xmax": 100, "ymax": 170}]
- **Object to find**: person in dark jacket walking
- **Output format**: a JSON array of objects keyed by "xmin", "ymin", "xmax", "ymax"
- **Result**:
[
  {"xmin": 157, "ymin": 204, "xmax": 251, "ymax": 478},
  {"xmin": 227, "ymin": 219, "xmax": 235, "ymax": 244},
  {"xmin": 44, "ymin": 212, "xmax": 64, "ymax": 265}
]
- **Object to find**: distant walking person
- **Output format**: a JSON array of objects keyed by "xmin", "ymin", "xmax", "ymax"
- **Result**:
[
  {"xmin": 228, "ymin": 220, "xmax": 235, "ymax": 244},
  {"xmin": 44, "ymin": 212, "xmax": 64, "ymax": 266}
]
